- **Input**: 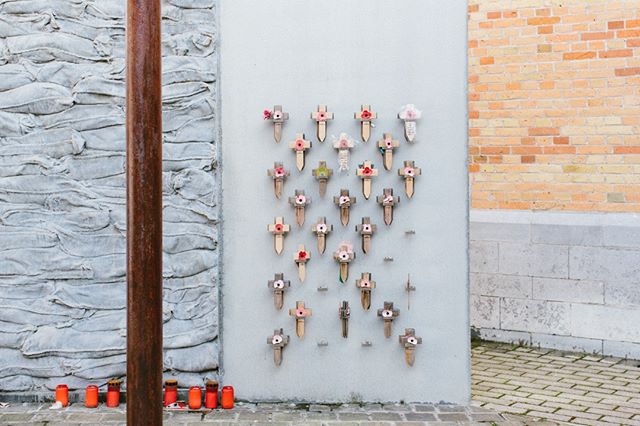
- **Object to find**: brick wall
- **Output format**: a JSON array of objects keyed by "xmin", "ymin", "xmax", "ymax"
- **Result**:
[{"xmin": 469, "ymin": 0, "xmax": 640, "ymax": 212}]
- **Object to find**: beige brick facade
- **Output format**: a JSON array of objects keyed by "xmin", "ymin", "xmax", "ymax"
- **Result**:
[{"xmin": 469, "ymin": 0, "xmax": 640, "ymax": 212}]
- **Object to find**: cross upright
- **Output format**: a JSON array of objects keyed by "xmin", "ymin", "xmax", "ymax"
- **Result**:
[
  {"xmin": 289, "ymin": 301, "xmax": 312, "ymax": 338},
  {"xmin": 289, "ymin": 133, "xmax": 312, "ymax": 171},
  {"xmin": 310, "ymin": 104, "xmax": 334, "ymax": 142},
  {"xmin": 267, "ymin": 216, "xmax": 290, "ymax": 255},
  {"xmin": 377, "ymin": 133, "xmax": 400, "ymax": 170},
  {"xmin": 354, "ymin": 104, "xmax": 377, "ymax": 142}
]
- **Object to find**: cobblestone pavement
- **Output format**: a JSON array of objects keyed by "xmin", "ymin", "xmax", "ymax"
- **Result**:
[
  {"xmin": 472, "ymin": 342, "xmax": 640, "ymax": 424},
  {"xmin": 3, "ymin": 342, "xmax": 640, "ymax": 425}
]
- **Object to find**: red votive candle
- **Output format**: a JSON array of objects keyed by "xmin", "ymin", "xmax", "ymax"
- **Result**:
[
  {"xmin": 204, "ymin": 380, "xmax": 218, "ymax": 409},
  {"xmin": 55, "ymin": 384, "xmax": 69, "ymax": 407},
  {"xmin": 106, "ymin": 379, "xmax": 121, "ymax": 408},
  {"xmin": 220, "ymin": 386, "xmax": 234, "ymax": 409},
  {"xmin": 164, "ymin": 380, "xmax": 178, "ymax": 407},
  {"xmin": 188, "ymin": 386, "xmax": 202, "ymax": 409},
  {"xmin": 85, "ymin": 385, "xmax": 98, "ymax": 408}
]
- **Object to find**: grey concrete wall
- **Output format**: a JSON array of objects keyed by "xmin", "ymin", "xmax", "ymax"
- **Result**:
[
  {"xmin": 0, "ymin": 0, "xmax": 219, "ymax": 395},
  {"xmin": 471, "ymin": 209, "xmax": 640, "ymax": 359},
  {"xmin": 220, "ymin": 0, "xmax": 469, "ymax": 403}
]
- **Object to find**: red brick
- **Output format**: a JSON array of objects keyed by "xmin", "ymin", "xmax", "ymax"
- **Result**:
[
  {"xmin": 553, "ymin": 137, "xmax": 570, "ymax": 145},
  {"xmin": 581, "ymin": 31, "xmax": 613, "ymax": 40},
  {"xmin": 487, "ymin": 11, "xmax": 501, "ymax": 19},
  {"xmin": 543, "ymin": 146, "xmax": 576, "ymax": 154},
  {"xmin": 469, "ymin": 110, "xmax": 480, "ymax": 119},
  {"xmin": 528, "ymin": 17, "xmax": 560, "ymax": 25},
  {"xmin": 480, "ymin": 56, "xmax": 495, "ymax": 65},
  {"xmin": 469, "ymin": 39, "xmax": 478, "ymax": 48},
  {"xmin": 627, "ymin": 39, "xmax": 640, "ymax": 47},
  {"xmin": 618, "ymin": 29, "xmax": 640, "ymax": 38},
  {"xmin": 608, "ymin": 21, "xmax": 624, "ymax": 30},
  {"xmin": 614, "ymin": 146, "xmax": 640, "ymax": 154},
  {"xmin": 529, "ymin": 127, "xmax": 560, "ymax": 136},
  {"xmin": 599, "ymin": 49, "xmax": 633, "ymax": 58},
  {"xmin": 627, "ymin": 19, "xmax": 640, "ymax": 28},
  {"xmin": 521, "ymin": 155, "xmax": 536, "ymax": 164},
  {"xmin": 538, "ymin": 25, "xmax": 553, "ymax": 34},
  {"xmin": 563, "ymin": 51, "xmax": 596, "ymax": 60},
  {"xmin": 469, "ymin": 164, "xmax": 480, "ymax": 173},
  {"xmin": 468, "ymin": 4, "xmax": 479, "ymax": 13},
  {"xmin": 615, "ymin": 67, "xmax": 640, "ymax": 77}
]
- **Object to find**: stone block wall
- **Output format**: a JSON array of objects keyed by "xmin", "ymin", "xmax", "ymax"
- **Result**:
[
  {"xmin": 471, "ymin": 210, "xmax": 640, "ymax": 358},
  {"xmin": 0, "ymin": 0, "xmax": 219, "ymax": 395}
]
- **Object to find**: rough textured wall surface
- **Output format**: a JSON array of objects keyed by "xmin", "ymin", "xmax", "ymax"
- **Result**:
[
  {"xmin": 471, "ymin": 210, "xmax": 640, "ymax": 359},
  {"xmin": 469, "ymin": 0, "xmax": 640, "ymax": 212},
  {"xmin": 0, "ymin": 0, "xmax": 219, "ymax": 394}
]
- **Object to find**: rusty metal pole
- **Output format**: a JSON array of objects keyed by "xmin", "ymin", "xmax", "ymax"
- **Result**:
[{"xmin": 126, "ymin": 0, "xmax": 163, "ymax": 424}]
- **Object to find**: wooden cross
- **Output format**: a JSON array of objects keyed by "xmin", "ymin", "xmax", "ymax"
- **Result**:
[
  {"xmin": 267, "ymin": 328, "xmax": 290, "ymax": 366},
  {"xmin": 267, "ymin": 217, "xmax": 290, "ymax": 255},
  {"xmin": 399, "ymin": 328, "xmax": 422, "ymax": 367},
  {"xmin": 377, "ymin": 188, "xmax": 400, "ymax": 226},
  {"xmin": 377, "ymin": 301, "xmax": 400, "ymax": 338},
  {"xmin": 333, "ymin": 241, "xmax": 355, "ymax": 283},
  {"xmin": 377, "ymin": 133, "xmax": 400, "ymax": 171},
  {"xmin": 289, "ymin": 301, "xmax": 312, "ymax": 338},
  {"xmin": 339, "ymin": 301, "xmax": 350, "ymax": 338},
  {"xmin": 289, "ymin": 133, "xmax": 312, "ymax": 171},
  {"xmin": 398, "ymin": 104, "xmax": 421, "ymax": 143},
  {"xmin": 334, "ymin": 189, "xmax": 356, "ymax": 226},
  {"xmin": 267, "ymin": 161, "xmax": 290, "ymax": 199},
  {"xmin": 267, "ymin": 272, "xmax": 290, "ymax": 310},
  {"xmin": 269, "ymin": 105, "xmax": 289, "ymax": 143},
  {"xmin": 289, "ymin": 190, "xmax": 311, "ymax": 226},
  {"xmin": 293, "ymin": 245, "xmax": 311, "ymax": 282},
  {"xmin": 312, "ymin": 161, "xmax": 333, "ymax": 197},
  {"xmin": 310, "ymin": 104, "xmax": 334, "ymax": 142},
  {"xmin": 398, "ymin": 160, "xmax": 422, "ymax": 199},
  {"xmin": 355, "ymin": 217, "xmax": 377, "ymax": 254},
  {"xmin": 312, "ymin": 217, "xmax": 332, "ymax": 255},
  {"xmin": 356, "ymin": 160, "xmax": 378, "ymax": 200},
  {"xmin": 355, "ymin": 272, "xmax": 376, "ymax": 310},
  {"xmin": 354, "ymin": 104, "xmax": 377, "ymax": 142},
  {"xmin": 405, "ymin": 273, "xmax": 416, "ymax": 311},
  {"xmin": 333, "ymin": 133, "xmax": 356, "ymax": 172}
]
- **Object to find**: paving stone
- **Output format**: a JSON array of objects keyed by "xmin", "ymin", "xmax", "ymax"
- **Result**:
[
  {"xmin": 436, "ymin": 413, "xmax": 470, "ymax": 422},
  {"xmin": 413, "ymin": 404, "xmax": 436, "ymax": 412},
  {"xmin": 403, "ymin": 412, "xmax": 438, "ymax": 421},
  {"xmin": 368, "ymin": 412, "xmax": 403, "ymax": 420},
  {"xmin": 337, "ymin": 412, "xmax": 371, "ymax": 421}
]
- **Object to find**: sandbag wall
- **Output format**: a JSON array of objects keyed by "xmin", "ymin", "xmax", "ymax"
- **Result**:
[{"xmin": 0, "ymin": 0, "xmax": 219, "ymax": 394}]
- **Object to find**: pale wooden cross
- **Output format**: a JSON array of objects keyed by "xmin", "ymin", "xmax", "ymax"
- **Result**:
[
  {"xmin": 333, "ymin": 242, "xmax": 355, "ymax": 283},
  {"xmin": 289, "ymin": 301, "xmax": 312, "ymax": 338},
  {"xmin": 267, "ymin": 216, "xmax": 290, "ymax": 255},
  {"xmin": 267, "ymin": 161, "xmax": 290, "ymax": 199},
  {"xmin": 334, "ymin": 189, "xmax": 356, "ymax": 226},
  {"xmin": 355, "ymin": 217, "xmax": 377, "ymax": 254},
  {"xmin": 289, "ymin": 133, "xmax": 312, "ymax": 171},
  {"xmin": 354, "ymin": 104, "xmax": 377, "ymax": 142},
  {"xmin": 355, "ymin": 272, "xmax": 376, "ymax": 310},
  {"xmin": 267, "ymin": 328, "xmax": 290, "ymax": 366},
  {"xmin": 398, "ymin": 160, "xmax": 422, "ymax": 199},
  {"xmin": 333, "ymin": 133, "xmax": 355, "ymax": 172},
  {"xmin": 339, "ymin": 301, "xmax": 350, "ymax": 338},
  {"xmin": 377, "ymin": 188, "xmax": 400, "ymax": 226},
  {"xmin": 311, "ymin": 217, "xmax": 333, "ymax": 255},
  {"xmin": 356, "ymin": 160, "xmax": 378, "ymax": 200},
  {"xmin": 267, "ymin": 272, "xmax": 290, "ymax": 310},
  {"xmin": 293, "ymin": 245, "xmax": 311, "ymax": 282},
  {"xmin": 270, "ymin": 105, "xmax": 289, "ymax": 143},
  {"xmin": 399, "ymin": 328, "xmax": 422, "ymax": 367},
  {"xmin": 377, "ymin": 133, "xmax": 400, "ymax": 171},
  {"xmin": 377, "ymin": 301, "xmax": 400, "ymax": 338},
  {"xmin": 312, "ymin": 161, "xmax": 333, "ymax": 197},
  {"xmin": 310, "ymin": 104, "xmax": 334, "ymax": 142},
  {"xmin": 288, "ymin": 189, "xmax": 311, "ymax": 226}
]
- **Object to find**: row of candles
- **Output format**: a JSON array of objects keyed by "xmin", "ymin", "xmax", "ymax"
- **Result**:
[{"xmin": 54, "ymin": 380, "xmax": 234, "ymax": 410}]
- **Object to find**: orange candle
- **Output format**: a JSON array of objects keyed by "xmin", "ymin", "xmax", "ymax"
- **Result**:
[
  {"xmin": 164, "ymin": 379, "xmax": 178, "ymax": 407},
  {"xmin": 188, "ymin": 386, "xmax": 202, "ymax": 409},
  {"xmin": 55, "ymin": 384, "xmax": 69, "ymax": 407},
  {"xmin": 85, "ymin": 385, "xmax": 98, "ymax": 408},
  {"xmin": 220, "ymin": 386, "xmax": 234, "ymax": 409},
  {"xmin": 106, "ymin": 379, "xmax": 121, "ymax": 408}
]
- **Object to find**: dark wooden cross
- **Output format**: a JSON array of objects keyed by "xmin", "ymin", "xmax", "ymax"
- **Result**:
[
  {"xmin": 289, "ymin": 189, "xmax": 311, "ymax": 226},
  {"xmin": 356, "ymin": 272, "xmax": 376, "ymax": 310},
  {"xmin": 312, "ymin": 217, "xmax": 332, "ymax": 254},
  {"xmin": 399, "ymin": 328, "xmax": 422, "ymax": 367},
  {"xmin": 355, "ymin": 217, "xmax": 377, "ymax": 254},
  {"xmin": 312, "ymin": 161, "xmax": 333, "ymax": 197},
  {"xmin": 377, "ymin": 301, "xmax": 400, "ymax": 338},
  {"xmin": 267, "ymin": 328, "xmax": 290, "ymax": 366},
  {"xmin": 339, "ymin": 301, "xmax": 351, "ymax": 338},
  {"xmin": 377, "ymin": 188, "xmax": 400, "ymax": 226},
  {"xmin": 334, "ymin": 189, "xmax": 356, "ymax": 226},
  {"xmin": 267, "ymin": 273, "xmax": 290, "ymax": 310},
  {"xmin": 267, "ymin": 161, "xmax": 289, "ymax": 199}
]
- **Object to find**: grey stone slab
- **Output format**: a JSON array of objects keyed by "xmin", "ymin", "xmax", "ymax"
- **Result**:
[
  {"xmin": 532, "ymin": 277, "xmax": 604, "ymax": 304},
  {"xmin": 470, "ymin": 241, "xmax": 499, "ymax": 273},
  {"xmin": 569, "ymin": 246, "xmax": 640, "ymax": 283},
  {"xmin": 604, "ymin": 226, "xmax": 640, "ymax": 249},
  {"xmin": 403, "ymin": 412, "xmax": 437, "ymax": 421},
  {"xmin": 337, "ymin": 412, "xmax": 371, "ymax": 421},
  {"xmin": 413, "ymin": 405, "xmax": 436, "ymax": 412},
  {"xmin": 471, "ymin": 273, "xmax": 532, "ymax": 298},
  {"xmin": 531, "ymin": 224, "xmax": 603, "ymax": 246},
  {"xmin": 602, "ymin": 340, "xmax": 640, "ymax": 359},
  {"xmin": 470, "ymin": 295, "xmax": 500, "ymax": 329},
  {"xmin": 499, "ymin": 242, "xmax": 569, "ymax": 278},
  {"xmin": 530, "ymin": 332, "xmax": 603, "ymax": 355},
  {"xmin": 437, "ymin": 413, "xmax": 470, "ymax": 421},
  {"xmin": 605, "ymin": 281, "xmax": 640, "ymax": 307},
  {"xmin": 368, "ymin": 412, "xmax": 403, "ymax": 420},
  {"xmin": 571, "ymin": 303, "xmax": 640, "ymax": 342},
  {"xmin": 501, "ymin": 298, "xmax": 571, "ymax": 335},
  {"xmin": 476, "ymin": 328, "xmax": 531, "ymax": 345},
  {"xmin": 470, "ymin": 221, "xmax": 530, "ymax": 242}
]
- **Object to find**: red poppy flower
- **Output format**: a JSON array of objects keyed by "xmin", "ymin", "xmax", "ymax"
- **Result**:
[
  {"xmin": 263, "ymin": 109, "xmax": 273, "ymax": 120},
  {"xmin": 274, "ymin": 224, "xmax": 283, "ymax": 232},
  {"xmin": 295, "ymin": 140, "xmax": 305, "ymax": 151},
  {"xmin": 362, "ymin": 166, "xmax": 372, "ymax": 176},
  {"xmin": 298, "ymin": 251, "xmax": 307, "ymax": 260},
  {"xmin": 361, "ymin": 110, "xmax": 372, "ymax": 120}
]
